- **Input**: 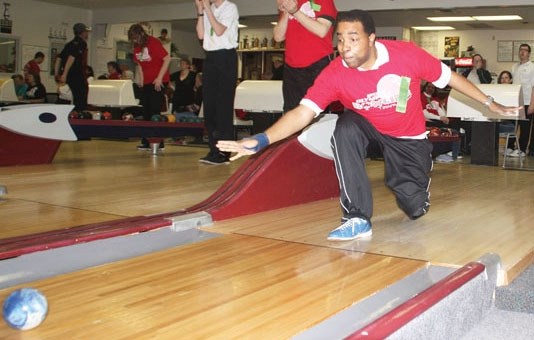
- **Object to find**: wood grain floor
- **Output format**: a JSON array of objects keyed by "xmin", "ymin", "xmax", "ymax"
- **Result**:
[
  {"xmin": 0, "ymin": 139, "xmax": 532, "ymax": 280},
  {"xmin": 0, "ymin": 138, "xmax": 532, "ymax": 338},
  {"xmin": 0, "ymin": 234, "xmax": 426, "ymax": 339}
]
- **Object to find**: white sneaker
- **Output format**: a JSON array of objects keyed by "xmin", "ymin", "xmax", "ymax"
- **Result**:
[
  {"xmin": 436, "ymin": 153, "xmax": 454, "ymax": 163},
  {"xmin": 509, "ymin": 149, "xmax": 525, "ymax": 157},
  {"xmin": 504, "ymin": 148, "xmax": 515, "ymax": 156}
]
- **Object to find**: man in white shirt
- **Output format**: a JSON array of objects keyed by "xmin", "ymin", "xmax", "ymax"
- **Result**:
[{"xmin": 511, "ymin": 43, "xmax": 534, "ymax": 157}]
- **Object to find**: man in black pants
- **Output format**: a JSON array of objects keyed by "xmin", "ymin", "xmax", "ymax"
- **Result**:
[
  {"xmin": 196, "ymin": 0, "xmax": 239, "ymax": 164},
  {"xmin": 54, "ymin": 23, "xmax": 91, "ymax": 113}
]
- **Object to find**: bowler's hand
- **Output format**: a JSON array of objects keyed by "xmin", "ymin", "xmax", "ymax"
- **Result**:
[
  {"xmin": 489, "ymin": 102, "xmax": 523, "ymax": 117},
  {"xmin": 217, "ymin": 139, "xmax": 259, "ymax": 161}
]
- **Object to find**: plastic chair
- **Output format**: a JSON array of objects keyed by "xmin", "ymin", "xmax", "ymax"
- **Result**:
[{"xmin": 502, "ymin": 119, "xmax": 524, "ymax": 168}]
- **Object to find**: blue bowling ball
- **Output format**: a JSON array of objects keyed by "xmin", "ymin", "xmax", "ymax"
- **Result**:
[{"xmin": 3, "ymin": 288, "xmax": 48, "ymax": 330}]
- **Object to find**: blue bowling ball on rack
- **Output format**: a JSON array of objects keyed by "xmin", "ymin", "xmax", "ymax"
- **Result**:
[{"xmin": 2, "ymin": 288, "xmax": 48, "ymax": 330}]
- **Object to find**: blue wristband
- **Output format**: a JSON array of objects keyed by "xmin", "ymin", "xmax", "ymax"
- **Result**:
[{"xmin": 244, "ymin": 133, "xmax": 270, "ymax": 152}]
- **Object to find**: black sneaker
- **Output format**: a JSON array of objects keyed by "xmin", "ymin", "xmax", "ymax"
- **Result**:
[
  {"xmin": 137, "ymin": 144, "xmax": 150, "ymax": 151},
  {"xmin": 199, "ymin": 153, "xmax": 229, "ymax": 165},
  {"xmin": 198, "ymin": 153, "xmax": 213, "ymax": 163},
  {"xmin": 159, "ymin": 141, "xmax": 165, "ymax": 151}
]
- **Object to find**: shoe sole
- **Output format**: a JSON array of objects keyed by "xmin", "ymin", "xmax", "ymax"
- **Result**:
[
  {"xmin": 199, "ymin": 159, "xmax": 229, "ymax": 165},
  {"xmin": 327, "ymin": 229, "xmax": 372, "ymax": 241}
]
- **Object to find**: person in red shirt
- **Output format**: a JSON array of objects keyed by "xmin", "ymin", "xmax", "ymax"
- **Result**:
[
  {"xmin": 24, "ymin": 52, "xmax": 45, "ymax": 77},
  {"xmin": 106, "ymin": 61, "xmax": 122, "ymax": 80},
  {"xmin": 128, "ymin": 23, "xmax": 171, "ymax": 150},
  {"xmin": 274, "ymin": 0, "xmax": 337, "ymax": 112},
  {"xmin": 217, "ymin": 9, "xmax": 521, "ymax": 241}
]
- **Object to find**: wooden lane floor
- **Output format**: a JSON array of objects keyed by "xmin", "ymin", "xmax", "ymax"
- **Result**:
[
  {"xmin": 0, "ymin": 139, "xmax": 245, "ymax": 239},
  {"xmin": 1, "ymin": 138, "xmax": 532, "ymax": 283},
  {"xmin": 207, "ymin": 159, "xmax": 534, "ymax": 285},
  {"xmin": 0, "ymin": 234, "xmax": 426, "ymax": 338}
]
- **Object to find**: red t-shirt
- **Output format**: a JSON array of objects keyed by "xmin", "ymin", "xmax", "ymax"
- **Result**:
[
  {"xmin": 284, "ymin": 0, "xmax": 337, "ymax": 68},
  {"xmin": 24, "ymin": 60, "xmax": 41, "ymax": 76},
  {"xmin": 133, "ymin": 36, "xmax": 170, "ymax": 85},
  {"xmin": 304, "ymin": 40, "xmax": 446, "ymax": 137}
]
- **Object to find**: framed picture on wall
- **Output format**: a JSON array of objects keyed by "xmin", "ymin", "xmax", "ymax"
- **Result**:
[{"xmin": 497, "ymin": 41, "xmax": 514, "ymax": 62}]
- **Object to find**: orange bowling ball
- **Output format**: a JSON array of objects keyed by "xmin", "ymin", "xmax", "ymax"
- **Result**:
[{"xmin": 102, "ymin": 111, "xmax": 113, "ymax": 120}]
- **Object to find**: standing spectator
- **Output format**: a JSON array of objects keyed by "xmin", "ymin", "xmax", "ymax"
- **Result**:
[
  {"xmin": 195, "ymin": 0, "xmax": 239, "ymax": 164},
  {"xmin": 54, "ymin": 23, "xmax": 91, "ymax": 113},
  {"xmin": 128, "ymin": 23, "xmax": 171, "ymax": 150},
  {"xmin": 170, "ymin": 58, "xmax": 196, "ymax": 113},
  {"xmin": 217, "ymin": 9, "xmax": 519, "ymax": 241},
  {"xmin": 11, "ymin": 74, "xmax": 27, "ymax": 100},
  {"xmin": 24, "ymin": 51, "xmax": 45, "ymax": 77},
  {"xmin": 511, "ymin": 44, "xmax": 534, "ymax": 157},
  {"xmin": 462, "ymin": 54, "xmax": 492, "ymax": 84},
  {"xmin": 273, "ymin": 0, "xmax": 337, "ymax": 112}
]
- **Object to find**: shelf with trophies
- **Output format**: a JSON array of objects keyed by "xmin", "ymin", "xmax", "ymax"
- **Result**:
[
  {"xmin": 1, "ymin": 2, "xmax": 12, "ymax": 34},
  {"xmin": 237, "ymin": 34, "xmax": 284, "ymax": 80}
]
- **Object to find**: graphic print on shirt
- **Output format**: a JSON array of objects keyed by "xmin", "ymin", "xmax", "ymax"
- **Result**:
[
  {"xmin": 351, "ymin": 74, "xmax": 412, "ymax": 112},
  {"xmin": 290, "ymin": 1, "xmax": 316, "ymax": 20},
  {"xmin": 136, "ymin": 47, "xmax": 152, "ymax": 62}
]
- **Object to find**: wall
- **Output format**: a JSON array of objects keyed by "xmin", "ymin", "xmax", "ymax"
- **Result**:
[
  {"xmin": 7, "ymin": 0, "xmax": 91, "ymax": 90},
  {"xmin": 414, "ymin": 29, "xmax": 534, "ymax": 79},
  {"xmin": 92, "ymin": 0, "xmax": 534, "ymax": 24}
]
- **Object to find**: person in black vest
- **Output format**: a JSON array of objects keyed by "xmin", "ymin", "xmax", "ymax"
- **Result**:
[{"xmin": 54, "ymin": 23, "xmax": 91, "ymax": 113}]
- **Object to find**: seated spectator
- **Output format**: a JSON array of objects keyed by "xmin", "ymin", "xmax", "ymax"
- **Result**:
[
  {"xmin": 120, "ymin": 63, "xmax": 135, "ymax": 81},
  {"xmin": 497, "ymin": 70, "xmax": 518, "ymax": 155},
  {"xmin": 461, "ymin": 54, "xmax": 492, "ymax": 84},
  {"xmin": 271, "ymin": 55, "xmax": 284, "ymax": 80},
  {"xmin": 86, "ymin": 66, "xmax": 95, "ymax": 82},
  {"xmin": 11, "ymin": 74, "xmax": 28, "ymax": 100},
  {"xmin": 174, "ymin": 72, "xmax": 203, "ymax": 121},
  {"xmin": 23, "ymin": 73, "xmax": 47, "ymax": 103},
  {"xmin": 497, "ymin": 70, "xmax": 513, "ymax": 84},
  {"xmin": 170, "ymin": 58, "xmax": 196, "ymax": 114},
  {"xmin": 421, "ymin": 81, "xmax": 460, "ymax": 162},
  {"xmin": 107, "ymin": 61, "xmax": 122, "ymax": 79}
]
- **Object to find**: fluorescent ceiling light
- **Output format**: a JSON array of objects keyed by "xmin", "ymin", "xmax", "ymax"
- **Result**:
[
  {"xmin": 238, "ymin": 24, "xmax": 248, "ymax": 28},
  {"xmin": 412, "ymin": 26, "xmax": 456, "ymax": 31},
  {"xmin": 427, "ymin": 16, "xmax": 474, "ymax": 22},
  {"xmin": 271, "ymin": 22, "xmax": 278, "ymax": 25},
  {"xmin": 472, "ymin": 15, "xmax": 523, "ymax": 21},
  {"xmin": 427, "ymin": 15, "xmax": 523, "ymax": 22}
]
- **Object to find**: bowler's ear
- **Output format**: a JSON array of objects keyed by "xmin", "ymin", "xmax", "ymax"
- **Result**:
[{"xmin": 369, "ymin": 33, "xmax": 376, "ymax": 45}]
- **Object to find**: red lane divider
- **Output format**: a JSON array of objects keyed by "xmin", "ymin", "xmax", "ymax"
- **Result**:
[
  {"xmin": 0, "ymin": 135, "xmax": 339, "ymax": 259},
  {"xmin": 346, "ymin": 262, "xmax": 486, "ymax": 340}
]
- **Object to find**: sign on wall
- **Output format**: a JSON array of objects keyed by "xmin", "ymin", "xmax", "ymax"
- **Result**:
[{"xmin": 498, "ymin": 40, "xmax": 534, "ymax": 62}]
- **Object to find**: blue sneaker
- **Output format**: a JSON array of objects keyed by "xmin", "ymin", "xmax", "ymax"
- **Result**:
[{"xmin": 327, "ymin": 217, "xmax": 372, "ymax": 241}]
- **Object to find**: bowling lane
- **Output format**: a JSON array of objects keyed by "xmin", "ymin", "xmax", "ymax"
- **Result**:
[
  {"xmin": 206, "ymin": 161, "xmax": 534, "ymax": 285},
  {"xmin": 0, "ymin": 139, "xmax": 245, "ymax": 239},
  {"xmin": 0, "ymin": 234, "xmax": 426, "ymax": 338}
]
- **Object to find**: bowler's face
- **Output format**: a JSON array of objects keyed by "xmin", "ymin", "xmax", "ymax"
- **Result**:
[
  {"xmin": 519, "ymin": 46, "xmax": 530, "ymax": 61},
  {"xmin": 336, "ymin": 21, "xmax": 375, "ymax": 69}
]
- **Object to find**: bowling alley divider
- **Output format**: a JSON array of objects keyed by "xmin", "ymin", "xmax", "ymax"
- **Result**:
[
  {"xmin": 0, "ymin": 119, "xmax": 205, "ymax": 166},
  {"xmin": 0, "ymin": 135, "xmax": 340, "ymax": 259}
]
